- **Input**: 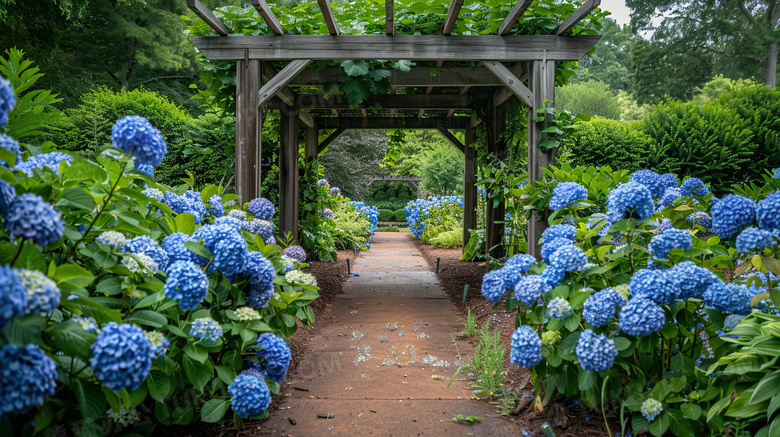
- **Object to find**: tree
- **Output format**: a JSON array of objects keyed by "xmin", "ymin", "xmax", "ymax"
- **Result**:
[
  {"xmin": 420, "ymin": 146, "xmax": 464, "ymax": 196},
  {"xmin": 319, "ymin": 130, "xmax": 388, "ymax": 200},
  {"xmin": 556, "ymin": 80, "xmax": 622, "ymax": 119},
  {"xmin": 626, "ymin": 0, "xmax": 780, "ymax": 87},
  {"xmin": 571, "ymin": 19, "xmax": 634, "ymax": 93}
]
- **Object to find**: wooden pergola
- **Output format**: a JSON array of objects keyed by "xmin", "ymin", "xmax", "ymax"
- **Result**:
[
  {"xmin": 367, "ymin": 175, "xmax": 423, "ymax": 198},
  {"xmin": 185, "ymin": 0, "xmax": 602, "ymax": 258}
]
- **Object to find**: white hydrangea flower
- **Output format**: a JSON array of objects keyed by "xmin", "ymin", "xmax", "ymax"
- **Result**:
[
  {"xmin": 107, "ymin": 404, "xmax": 140, "ymax": 426},
  {"xmin": 285, "ymin": 270, "xmax": 317, "ymax": 286},
  {"xmin": 97, "ymin": 231, "xmax": 127, "ymax": 247},
  {"xmin": 235, "ymin": 306, "xmax": 261, "ymax": 321},
  {"xmin": 613, "ymin": 284, "xmax": 630, "ymax": 300},
  {"xmin": 122, "ymin": 253, "xmax": 158, "ymax": 275},
  {"xmin": 142, "ymin": 188, "xmax": 164, "ymax": 202},
  {"xmin": 227, "ymin": 209, "xmax": 247, "ymax": 221}
]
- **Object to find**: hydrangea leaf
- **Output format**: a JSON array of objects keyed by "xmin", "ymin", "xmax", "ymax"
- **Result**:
[
  {"xmin": 146, "ymin": 370, "xmax": 172, "ymax": 401},
  {"xmin": 200, "ymin": 398, "xmax": 230, "ymax": 423},
  {"xmin": 70, "ymin": 378, "xmax": 107, "ymax": 422}
]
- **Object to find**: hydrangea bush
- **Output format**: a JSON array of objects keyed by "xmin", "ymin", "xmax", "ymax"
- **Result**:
[
  {"xmin": 404, "ymin": 196, "xmax": 463, "ymax": 244},
  {"xmin": 0, "ymin": 79, "xmax": 321, "ymax": 434},
  {"xmin": 481, "ymin": 163, "xmax": 780, "ymax": 436}
]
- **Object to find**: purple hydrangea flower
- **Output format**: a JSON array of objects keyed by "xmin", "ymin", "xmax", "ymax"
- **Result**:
[
  {"xmin": 283, "ymin": 245, "xmax": 307, "ymax": 263},
  {"xmin": 247, "ymin": 197, "xmax": 275, "ymax": 220}
]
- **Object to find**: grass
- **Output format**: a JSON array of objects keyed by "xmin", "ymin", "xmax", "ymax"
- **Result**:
[
  {"xmin": 499, "ymin": 390, "xmax": 522, "ymax": 416},
  {"xmin": 467, "ymin": 321, "xmax": 505, "ymax": 398},
  {"xmin": 463, "ymin": 308, "xmax": 478, "ymax": 337}
]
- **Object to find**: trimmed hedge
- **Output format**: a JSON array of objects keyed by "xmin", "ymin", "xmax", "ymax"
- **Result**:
[
  {"xmin": 394, "ymin": 209, "xmax": 406, "ymax": 222},
  {"xmin": 569, "ymin": 117, "xmax": 654, "ymax": 172},
  {"xmin": 378, "ymin": 209, "xmax": 395, "ymax": 222}
]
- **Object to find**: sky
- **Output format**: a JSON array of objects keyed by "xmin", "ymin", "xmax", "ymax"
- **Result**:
[{"xmin": 599, "ymin": 0, "xmax": 632, "ymax": 25}]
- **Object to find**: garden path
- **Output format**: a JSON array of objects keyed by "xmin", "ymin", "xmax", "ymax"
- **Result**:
[{"xmin": 263, "ymin": 232, "xmax": 521, "ymax": 436}]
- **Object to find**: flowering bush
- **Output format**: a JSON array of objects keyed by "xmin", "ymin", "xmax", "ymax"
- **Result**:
[
  {"xmin": 0, "ymin": 77, "xmax": 321, "ymax": 434},
  {"xmin": 480, "ymin": 163, "xmax": 780, "ymax": 436},
  {"xmin": 404, "ymin": 196, "xmax": 463, "ymax": 247}
]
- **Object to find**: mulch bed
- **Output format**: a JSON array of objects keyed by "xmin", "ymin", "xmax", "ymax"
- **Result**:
[{"xmin": 414, "ymin": 241, "xmax": 613, "ymax": 437}]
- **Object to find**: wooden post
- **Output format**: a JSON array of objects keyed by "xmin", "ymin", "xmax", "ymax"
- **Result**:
[
  {"xmin": 463, "ymin": 125, "xmax": 477, "ymax": 248},
  {"xmin": 279, "ymin": 103, "xmax": 299, "ymax": 241},
  {"xmin": 485, "ymin": 102, "xmax": 506, "ymax": 259},
  {"xmin": 235, "ymin": 59, "xmax": 262, "ymax": 204},
  {"xmin": 304, "ymin": 122, "xmax": 318, "ymax": 163},
  {"xmin": 527, "ymin": 59, "xmax": 556, "ymax": 259}
]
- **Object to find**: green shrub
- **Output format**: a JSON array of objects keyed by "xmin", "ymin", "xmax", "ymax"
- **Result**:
[
  {"xmin": 394, "ymin": 208, "xmax": 406, "ymax": 222},
  {"xmin": 429, "ymin": 228, "xmax": 462, "ymax": 248},
  {"xmin": 556, "ymin": 80, "xmax": 622, "ymax": 119},
  {"xmin": 568, "ymin": 117, "xmax": 654, "ymax": 172},
  {"xmin": 378, "ymin": 209, "xmax": 395, "ymax": 222}
]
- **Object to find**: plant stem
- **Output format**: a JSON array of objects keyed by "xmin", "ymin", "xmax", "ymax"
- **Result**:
[{"xmin": 9, "ymin": 239, "xmax": 25, "ymax": 267}]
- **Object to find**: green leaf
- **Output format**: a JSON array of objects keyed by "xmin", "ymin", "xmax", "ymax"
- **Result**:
[
  {"xmin": 215, "ymin": 365, "xmax": 236, "ymax": 385},
  {"xmin": 53, "ymin": 264, "xmax": 95, "ymax": 291},
  {"xmin": 578, "ymin": 370, "xmax": 597, "ymax": 391},
  {"xmin": 184, "ymin": 241, "xmax": 213, "ymax": 260},
  {"xmin": 127, "ymin": 310, "xmax": 168, "ymax": 328},
  {"xmin": 183, "ymin": 356, "xmax": 213, "ymax": 392},
  {"xmin": 184, "ymin": 343, "xmax": 209, "ymax": 364},
  {"xmin": 0, "ymin": 146, "xmax": 17, "ymax": 166},
  {"xmin": 70, "ymin": 378, "xmax": 107, "ymax": 422},
  {"xmin": 341, "ymin": 60, "xmax": 369, "ymax": 77},
  {"xmin": 146, "ymin": 370, "xmax": 172, "ymax": 401},
  {"xmin": 647, "ymin": 412, "xmax": 670, "ymax": 436},
  {"xmin": 200, "ymin": 399, "xmax": 230, "ymax": 423},
  {"xmin": 56, "ymin": 187, "xmax": 97, "ymax": 211},
  {"xmin": 680, "ymin": 403, "xmax": 702, "ymax": 420},
  {"xmin": 46, "ymin": 319, "xmax": 97, "ymax": 360}
]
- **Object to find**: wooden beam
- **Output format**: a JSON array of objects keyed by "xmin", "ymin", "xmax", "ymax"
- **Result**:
[
  {"xmin": 190, "ymin": 35, "xmax": 602, "ymax": 61},
  {"xmin": 305, "ymin": 123, "xmax": 318, "ymax": 163},
  {"xmin": 250, "ymin": 0, "xmax": 285, "ymax": 35},
  {"xmin": 437, "ymin": 128, "xmax": 465, "ymax": 153},
  {"xmin": 390, "ymin": 109, "xmax": 396, "ymax": 117},
  {"xmin": 235, "ymin": 59, "xmax": 262, "ymax": 203},
  {"xmin": 417, "ymin": 109, "xmax": 425, "ymax": 118},
  {"xmin": 290, "ymin": 66, "xmax": 504, "ymax": 87},
  {"xmin": 317, "ymin": 0, "xmax": 340, "ymax": 35},
  {"xmin": 555, "ymin": 0, "xmax": 601, "ymax": 35},
  {"xmin": 442, "ymin": 0, "xmax": 464, "ymax": 35},
  {"xmin": 386, "ymin": 0, "xmax": 394, "ymax": 35},
  {"xmin": 262, "ymin": 62, "xmax": 314, "ymax": 127},
  {"xmin": 483, "ymin": 60, "xmax": 533, "ymax": 107},
  {"xmin": 186, "ymin": 0, "xmax": 228, "ymax": 36},
  {"xmin": 259, "ymin": 59, "xmax": 312, "ymax": 106},
  {"xmin": 425, "ymin": 85, "xmax": 433, "ymax": 94},
  {"xmin": 317, "ymin": 128, "xmax": 345, "ymax": 153},
  {"xmin": 277, "ymin": 93, "xmax": 471, "ymax": 110},
  {"xmin": 361, "ymin": 108, "xmax": 367, "ymax": 118},
  {"xmin": 463, "ymin": 125, "xmax": 476, "ymax": 246},
  {"xmin": 498, "ymin": 0, "xmax": 534, "ymax": 36},
  {"xmin": 298, "ymin": 110, "xmax": 315, "ymax": 128},
  {"xmin": 485, "ymin": 102, "xmax": 507, "ymax": 259},
  {"xmin": 446, "ymin": 109, "xmax": 455, "ymax": 117},
  {"xmin": 494, "ymin": 62, "xmax": 528, "ymax": 107},
  {"xmin": 279, "ymin": 102, "xmax": 299, "ymax": 240},
  {"xmin": 316, "ymin": 116, "xmax": 471, "ymax": 130}
]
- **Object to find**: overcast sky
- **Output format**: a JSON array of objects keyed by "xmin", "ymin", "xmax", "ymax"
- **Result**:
[{"xmin": 600, "ymin": 0, "xmax": 632, "ymax": 25}]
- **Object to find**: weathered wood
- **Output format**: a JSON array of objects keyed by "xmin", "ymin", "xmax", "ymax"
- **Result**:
[
  {"xmin": 498, "ymin": 0, "xmax": 534, "ymax": 36},
  {"xmin": 189, "ymin": 35, "xmax": 601, "ymax": 61},
  {"xmin": 555, "ymin": 0, "xmax": 601, "ymax": 35},
  {"xmin": 390, "ymin": 109, "xmax": 396, "ymax": 117},
  {"xmin": 361, "ymin": 108, "xmax": 368, "ymax": 118},
  {"xmin": 485, "ymin": 102, "xmax": 507, "ymax": 259},
  {"xmin": 317, "ymin": 0, "xmax": 340, "ymax": 35},
  {"xmin": 186, "ymin": 0, "xmax": 228, "ymax": 36},
  {"xmin": 317, "ymin": 128, "xmax": 345, "ymax": 153},
  {"xmin": 386, "ymin": 0, "xmax": 394, "ymax": 35},
  {"xmin": 494, "ymin": 62, "xmax": 528, "ymax": 106},
  {"xmin": 483, "ymin": 60, "xmax": 533, "ymax": 107},
  {"xmin": 526, "ymin": 59, "xmax": 556, "ymax": 259},
  {"xmin": 298, "ymin": 109, "xmax": 315, "ymax": 128},
  {"xmin": 258, "ymin": 59, "xmax": 312, "ymax": 106},
  {"xmin": 304, "ymin": 123, "xmax": 318, "ymax": 163},
  {"xmin": 463, "ymin": 125, "xmax": 477, "ymax": 246},
  {"xmin": 437, "ymin": 128, "xmax": 465, "ymax": 153},
  {"xmin": 289, "ymin": 66, "xmax": 504, "ymax": 87},
  {"xmin": 250, "ymin": 0, "xmax": 285, "ymax": 35},
  {"xmin": 279, "ymin": 103, "xmax": 299, "ymax": 240},
  {"xmin": 316, "ymin": 116, "xmax": 471, "ymax": 130},
  {"xmin": 262, "ymin": 62, "xmax": 314, "ymax": 127},
  {"xmin": 276, "ymin": 93, "xmax": 471, "ymax": 110},
  {"xmin": 417, "ymin": 109, "xmax": 425, "ymax": 118},
  {"xmin": 446, "ymin": 109, "xmax": 455, "ymax": 117},
  {"xmin": 235, "ymin": 59, "xmax": 262, "ymax": 204},
  {"xmin": 442, "ymin": 0, "xmax": 464, "ymax": 35}
]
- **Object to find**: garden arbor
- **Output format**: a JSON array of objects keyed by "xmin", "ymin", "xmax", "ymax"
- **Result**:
[{"xmin": 185, "ymin": 0, "xmax": 602, "ymax": 258}]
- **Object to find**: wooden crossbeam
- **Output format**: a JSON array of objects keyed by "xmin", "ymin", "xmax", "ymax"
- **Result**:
[
  {"xmin": 289, "ymin": 66, "xmax": 504, "ymax": 87},
  {"xmin": 259, "ymin": 59, "xmax": 312, "ymax": 106},
  {"xmin": 483, "ymin": 60, "xmax": 533, "ymax": 107},
  {"xmin": 186, "ymin": 0, "xmax": 228, "ymax": 36},
  {"xmin": 250, "ymin": 0, "xmax": 285, "ymax": 35},
  {"xmin": 317, "ymin": 116, "xmax": 471, "ymax": 130},
  {"xmin": 446, "ymin": 109, "xmax": 455, "ymax": 117},
  {"xmin": 494, "ymin": 62, "xmax": 528, "ymax": 106},
  {"xmin": 498, "ymin": 0, "xmax": 534, "ymax": 36},
  {"xmin": 437, "ymin": 128, "xmax": 465, "ymax": 153},
  {"xmin": 555, "ymin": 0, "xmax": 601, "ymax": 35},
  {"xmin": 317, "ymin": 128, "xmax": 345, "ymax": 153},
  {"xmin": 189, "ymin": 35, "xmax": 601, "ymax": 61},
  {"xmin": 442, "ymin": 0, "xmax": 465, "ymax": 35},
  {"xmin": 261, "ymin": 62, "xmax": 314, "ymax": 127},
  {"xmin": 386, "ymin": 0, "xmax": 394, "ymax": 35},
  {"xmin": 317, "ymin": 0, "xmax": 340, "ymax": 35},
  {"xmin": 274, "ymin": 93, "xmax": 470, "ymax": 110},
  {"xmin": 418, "ymin": 109, "xmax": 425, "ymax": 118}
]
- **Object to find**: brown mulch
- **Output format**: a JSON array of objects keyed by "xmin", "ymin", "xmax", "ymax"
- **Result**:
[{"xmin": 413, "ymin": 241, "xmax": 613, "ymax": 437}]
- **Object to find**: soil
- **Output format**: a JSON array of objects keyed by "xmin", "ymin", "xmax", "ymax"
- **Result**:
[{"xmin": 413, "ymin": 241, "xmax": 614, "ymax": 437}]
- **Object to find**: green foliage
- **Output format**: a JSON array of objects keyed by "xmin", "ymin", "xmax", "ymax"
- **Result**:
[
  {"xmin": 319, "ymin": 130, "xmax": 387, "ymax": 200},
  {"xmin": 568, "ymin": 117, "xmax": 654, "ymax": 172},
  {"xmin": 556, "ymin": 80, "xmax": 622, "ymax": 120},
  {"xmin": 465, "ymin": 322, "xmax": 505, "ymax": 398},
  {"xmin": 420, "ymin": 146, "xmax": 464, "ymax": 196},
  {"xmin": 693, "ymin": 75, "xmax": 756, "ymax": 105},
  {"xmin": 429, "ymin": 228, "xmax": 462, "ymax": 248},
  {"xmin": 378, "ymin": 209, "xmax": 395, "ymax": 222},
  {"xmin": 463, "ymin": 308, "xmax": 478, "ymax": 337},
  {"xmin": 393, "ymin": 209, "xmax": 406, "ymax": 222},
  {"xmin": 451, "ymin": 414, "xmax": 483, "ymax": 424},
  {"xmin": 571, "ymin": 19, "xmax": 634, "ymax": 93}
]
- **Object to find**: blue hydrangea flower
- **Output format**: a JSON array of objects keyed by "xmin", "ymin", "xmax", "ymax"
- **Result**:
[
  {"xmin": 510, "ymin": 326, "xmax": 542, "ymax": 368},
  {"xmin": 657, "ymin": 187, "xmax": 682, "ymax": 209},
  {"xmin": 14, "ymin": 152, "xmax": 73, "ymax": 177},
  {"xmin": 122, "ymin": 235, "xmax": 168, "ymax": 272},
  {"xmin": 283, "ymin": 245, "xmax": 307, "ymax": 263},
  {"xmin": 629, "ymin": 268, "xmax": 680, "ymax": 304},
  {"xmin": 540, "ymin": 265, "xmax": 565, "ymax": 289},
  {"xmin": 630, "ymin": 169, "xmax": 665, "ymax": 199},
  {"xmin": 255, "ymin": 333, "xmax": 291, "ymax": 383},
  {"xmin": 161, "ymin": 232, "xmax": 198, "ymax": 266},
  {"xmin": 90, "ymin": 322, "xmax": 152, "ymax": 391},
  {"xmin": 549, "ymin": 244, "xmax": 587, "ymax": 271},
  {"xmin": 0, "ymin": 265, "xmax": 27, "ymax": 329},
  {"xmin": 142, "ymin": 188, "xmax": 164, "ymax": 202},
  {"xmin": 183, "ymin": 191, "xmax": 207, "ymax": 221},
  {"xmin": 317, "ymin": 178, "xmax": 329, "ymax": 187},
  {"xmin": 541, "ymin": 224, "xmax": 577, "ymax": 243},
  {"xmin": 0, "ymin": 178, "xmax": 15, "ymax": 217},
  {"xmin": 541, "ymin": 238, "xmax": 573, "ymax": 264},
  {"xmin": 0, "ymin": 344, "xmax": 57, "ymax": 420},
  {"xmin": 16, "ymin": 269, "xmax": 60, "ymax": 314},
  {"xmin": 134, "ymin": 162, "xmax": 154, "ymax": 177},
  {"xmin": 648, "ymin": 228, "xmax": 692, "ymax": 260},
  {"xmin": 686, "ymin": 211, "xmax": 712, "ymax": 229},
  {"xmin": 618, "ymin": 297, "xmax": 665, "ymax": 336},
  {"xmin": 247, "ymin": 198, "xmax": 275, "ymax": 220},
  {"xmin": 206, "ymin": 195, "xmax": 224, "ymax": 217},
  {"xmin": 504, "ymin": 254, "xmax": 537, "ymax": 272},
  {"xmin": 680, "ymin": 177, "xmax": 709, "ymax": 197},
  {"xmin": 586, "ymin": 214, "xmax": 610, "ymax": 237},
  {"xmin": 606, "ymin": 182, "xmax": 655, "ymax": 223},
  {"xmin": 110, "ymin": 116, "xmax": 167, "ymax": 166},
  {"xmin": 582, "ymin": 288, "xmax": 625, "ymax": 328},
  {"xmin": 671, "ymin": 261, "xmax": 719, "ymax": 300},
  {"xmin": 145, "ymin": 331, "xmax": 170, "ymax": 359},
  {"xmin": 0, "ymin": 76, "xmax": 16, "ymax": 128},
  {"xmin": 659, "ymin": 173, "xmax": 678, "ymax": 191},
  {"xmin": 243, "ymin": 252, "xmax": 276, "ymax": 286},
  {"xmin": 329, "ymin": 187, "xmax": 341, "ymax": 196},
  {"xmin": 190, "ymin": 318, "xmax": 222, "ymax": 343},
  {"xmin": 247, "ymin": 282, "xmax": 275, "ymax": 310},
  {"xmin": 548, "ymin": 182, "xmax": 588, "ymax": 210},
  {"xmin": 164, "ymin": 191, "xmax": 205, "ymax": 224},
  {"xmin": 774, "ymin": 168, "xmax": 780, "ymax": 179},
  {"xmin": 736, "ymin": 226, "xmax": 775, "ymax": 254},
  {"xmin": 514, "ymin": 275, "xmax": 547, "ymax": 306},
  {"xmin": 756, "ymin": 191, "xmax": 780, "ymax": 233},
  {"xmin": 547, "ymin": 297, "xmax": 572, "ymax": 318},
  {"xmin": 723, "ymin": 314, "xmax": 746, "ymax": 331},
  {"xmin": 164, "ymin": 261, "xmax": 208, "ymax": 310},
  {"xmin": 214, "ymin": 216, "xmax": 244, "ymax": 233},
  {"xmin": 0, "ymin": 134, "xmax": 22, "ymax": 167},
  {"xmin": 703, "ymin": 282, "xmax": 755, "ymax": 315},
  {"xmin": 74, "ymin": 316, "xmax": 100, "ymax": 333},
  {"xmin": 228, "ymin": 373, "xmax": 271, "ymax": 418},
  {"xmin": 641, "ymin": 398, "xmax": 663, "ymax": 422},
  {"xmin": 195, "ymin": 224, "xmax": 249, "ymax": 278},
  {"xmin": 576, "ymin": 329, "xmax": 618, "ymax": 372},
  {"xmin": 482, "ymin": 270, "xmax": 509, "ymax": 304},
  {"xmin": 711, "ymin": 194, "xmax": 755, "ymax": 239},
  {"xmin": 244, "ymin": 219, "xmax": 273, "ymax": 240},
  {"xmin": 5, "ymin": 193, "xmax": 63, "ymax": 246},
  {"xmin": 280, "ymin": 255, "xmax": 295, "ymax": 274}
]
